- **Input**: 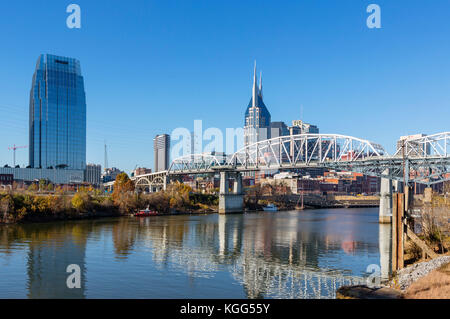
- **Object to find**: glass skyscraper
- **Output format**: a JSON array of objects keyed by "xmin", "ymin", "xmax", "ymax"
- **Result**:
[{"xmin": 29, "ymin": 54, "xmax": 86, "ymax": 170}]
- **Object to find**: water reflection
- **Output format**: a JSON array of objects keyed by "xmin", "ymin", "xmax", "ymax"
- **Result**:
[{"xmin": 0, "ymin": 208, "xmax": 389, "ymax": 299}]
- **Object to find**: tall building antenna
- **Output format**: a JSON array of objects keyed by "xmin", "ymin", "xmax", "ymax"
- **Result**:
[
  {"xmin": 104, "ymin": 141, "xmax": 108, "ymax": 171},
  {"xmin": 252, "ymin": 61, "xmax": 258, "ymax": 107},
  {"xmin": 300, "ymin": 104, "xmax": 304, "ymax": 122}
]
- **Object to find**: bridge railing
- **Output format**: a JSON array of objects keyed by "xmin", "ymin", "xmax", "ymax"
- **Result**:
[
  {"xmin": 393, "ymin": 132, "xmax": 450, "ymax": 158},
  {"xmin": 228, "ymin": 134, "xmax": 386, "ymax": 169},
  {"xmin": 166, "ymin": 132, "xmax": 449, "ymax": 185},
  {"xmin": 168, "ymin": 153, "xmax": 230, "ymax": 173}
]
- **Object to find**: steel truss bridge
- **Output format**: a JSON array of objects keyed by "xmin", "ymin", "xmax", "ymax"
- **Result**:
[{"xmin": 166, "ymin": 132, "xmax": 450, "ymax": 186}]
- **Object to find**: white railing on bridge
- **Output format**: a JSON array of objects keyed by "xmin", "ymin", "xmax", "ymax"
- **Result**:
[{"xmin": 393, "ymin": 132, "xmax": 450, "ymax": 158}]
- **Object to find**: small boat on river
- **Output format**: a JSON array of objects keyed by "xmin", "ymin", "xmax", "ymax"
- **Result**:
[
  {"xmin": 263, "ymin": 203, "xmax": 278, "ymax": 212},
  {"xmin": 134, "ymin": 207, "xmax": 159, "ymax": 217}
]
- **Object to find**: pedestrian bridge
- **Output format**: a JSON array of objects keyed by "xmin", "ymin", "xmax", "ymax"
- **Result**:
[{"xmin": 168, "ymin": 132, "xmax": 450, "ymax": 185}]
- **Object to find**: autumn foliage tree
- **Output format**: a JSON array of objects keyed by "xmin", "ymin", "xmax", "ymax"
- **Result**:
[{"xmin": 112, "ymin": 173, "xmax": 137, "ymax": 213}]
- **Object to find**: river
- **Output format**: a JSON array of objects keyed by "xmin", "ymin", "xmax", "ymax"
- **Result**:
[{"xmin": 0, "ymin": 207, "xmax": 391, "ymax": 299}]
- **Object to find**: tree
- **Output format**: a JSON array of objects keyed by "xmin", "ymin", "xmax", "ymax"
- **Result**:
[
  {"xmin": 0, "ymin": 194, "xmax": 15, "ymax": 222},
  {"xmin": 72, "ymin": 192, "xmax": 92, "ymax": 212},
  {"xmin": 112, "ymin": 173, "xmax": 137, "ymax": 213}
]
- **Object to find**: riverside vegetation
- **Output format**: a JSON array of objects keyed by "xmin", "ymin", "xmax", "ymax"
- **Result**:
[
  {"xmin": 0, "ymin": 173, "xmax": 218, "ymax": 224},
  {"xmin": 0, "ymin": 172, "xmax": 296, "ymax": 224}
]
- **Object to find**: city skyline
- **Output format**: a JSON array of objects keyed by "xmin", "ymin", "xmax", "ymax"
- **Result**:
[{"xmin": 0, "ymin": 1, "xmax": 449, "ymax": 173}]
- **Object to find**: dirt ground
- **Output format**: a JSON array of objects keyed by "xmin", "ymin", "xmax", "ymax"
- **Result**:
[{"xmin": 404, "ymin": 262, "xmax": 450, "ymax": 299}]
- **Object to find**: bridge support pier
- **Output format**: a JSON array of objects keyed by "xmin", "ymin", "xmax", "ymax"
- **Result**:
[
  {"xmin": 379, "ymin": 169, "xmax": 392, "ymax": 224},
  {"xmin": 219, "ymin": 171, "xmax": 244, "ymax": 214}
]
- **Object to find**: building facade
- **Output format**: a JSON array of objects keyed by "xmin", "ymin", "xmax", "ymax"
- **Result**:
[
  {"xmin": 270, "ymin": 121, "xmax": 290, "ymax": 138},
  {"xmin": 101, "ymin": 167, "xmax": 123, "ymax": 183},
  {"xmin": 29, "ymin": 54, "xmax": 87, "ymax": 170},
  {"xmin": 132, "ymin": 167, "xmax": 152, "ymax": 177},
  {"xmin": 244, "ymin": 63, "xmax": 271, "ymax": 147},
  {"xmin": 0, "ymin": 174, "xmax": 13, "ymax": 186},
  {"xmin": 84, "ymin": 164, "xmax": 101, "ymax": 186},
  {"xmin": 154, "ymin": 134, "xmax": 170, "ymax": 172},
  {"xmin": 291, "ymin": 120, "xmax": 319, "ymax": 134},
  {"xmin": 0, "ymin": 167, "xmax": 84, "ymax": 184}
]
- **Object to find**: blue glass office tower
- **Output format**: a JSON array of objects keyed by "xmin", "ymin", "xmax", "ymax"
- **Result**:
[{"xmin": 29, "ymin": 54, "xmax": 86, "ymax": 170}]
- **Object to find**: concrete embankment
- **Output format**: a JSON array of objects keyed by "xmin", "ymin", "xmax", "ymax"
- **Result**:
[{"xmin": 270, "ymin": 194, "xmax": 380, "ymax": 209}]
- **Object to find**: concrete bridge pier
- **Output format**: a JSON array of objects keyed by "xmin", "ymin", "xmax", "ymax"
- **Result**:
[
  {"xmin": 379, "ymin": 169, "xmax": 392, "ymax": 224},
  {"xmin": 219, "ymin": 171, "xmax": 244, "ymax": 214}
]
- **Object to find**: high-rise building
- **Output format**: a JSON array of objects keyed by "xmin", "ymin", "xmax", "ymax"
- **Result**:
[
  {"xmin": 270, "ymin": 121, "xmax": 290, "ymax": 138},
  {"xmin": 29, "ymin": 54, "xmax": 87, "ymax": 170},
  {"xmin": 154, "ymin": 134, "xmax": 170, "ymax": 172},
  {"xmin": 84, "ymin": 163, "xmax": 101, "ymax": 186},
  {"xmin": 244, "ymin": 63, "xmax": 271, "ymax": 147},
  {"xmin": 291, "ymin": 120, "xmax": 319, "ymax": 134}
]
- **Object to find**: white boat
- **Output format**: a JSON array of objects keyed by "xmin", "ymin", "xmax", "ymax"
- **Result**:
[{"xmin": 263, "ymin": 203, "xmax": 278, "ymax": 212}]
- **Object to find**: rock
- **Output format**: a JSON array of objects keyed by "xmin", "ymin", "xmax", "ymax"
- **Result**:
[
  {"xmin": 336, "ymin": 285, "xmax": 403, "ymax": 299},
  {"xmin": 394, "ymin": 256, "xmax": 450, "ymax": 290}
]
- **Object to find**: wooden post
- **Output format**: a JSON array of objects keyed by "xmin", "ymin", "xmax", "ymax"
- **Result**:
[
  {"xmin": 392, "ymin": 193, "xmax": 398, "ymax": 271},
  {"xmin": 391, "ymin": 192, "xmax": 406, "ymax": 271},
  {"xmin": 397, "ymin": 193, "xmax": 404, "ymax": 269}
]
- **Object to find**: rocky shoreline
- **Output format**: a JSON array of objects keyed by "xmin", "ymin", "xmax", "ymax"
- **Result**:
[
  {"xmin": 393, "ymin": 255, "xmax": 450, "ymax": 291},
  {"xmin": 337, "ymin": 256, "xmax": 450, "ymax": 299}
]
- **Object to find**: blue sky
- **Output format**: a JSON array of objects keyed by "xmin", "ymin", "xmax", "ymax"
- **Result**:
[{"xmin": 0, "ymin": 0, "xmax": 449, "ymax": 173}]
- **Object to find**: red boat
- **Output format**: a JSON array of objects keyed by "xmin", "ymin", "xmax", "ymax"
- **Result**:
[{"xmin": 134, "ymin": 207, "xmax": 159, "ymax": 217}]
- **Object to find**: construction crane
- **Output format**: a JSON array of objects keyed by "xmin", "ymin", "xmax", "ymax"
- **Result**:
[{"xmin": 8, "ymin": 144, "xmax": 27, "ymax": 167}]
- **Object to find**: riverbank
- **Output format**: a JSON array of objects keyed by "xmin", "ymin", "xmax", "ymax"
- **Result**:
[
  {"xmin": 393, "ymin": 255, "xmax": 450, "ymax": 290},
  {"xmin": 403, "ymin": 258, "xmax": 450, "ymax": 298},
  {"xmin": 337, "ymin": 256, "xmax": 450, "ymax": 299}
]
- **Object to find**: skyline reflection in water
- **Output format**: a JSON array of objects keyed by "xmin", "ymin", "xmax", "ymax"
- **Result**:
[{"xmin": 0, "ymin": 208, "xmax": 389, "ymax": 299}]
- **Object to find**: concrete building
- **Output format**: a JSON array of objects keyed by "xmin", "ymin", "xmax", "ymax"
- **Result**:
[
  {"xmin": 84, "ymin": 164, "xmax": 101, "ymax": 186},
  {"xmin": 270, "ymin": 121, "xmax": 289, "ymax": 138},
  {"xmin": 291, "ymin": 120, "xmax": 319, "ymax": 134},
  {"xmin": 132, "ymin": 167, "xmax": 152, "ymax": 176},
  {"xmin": 154, "ymin": 134, "xmax": 170, "ymax": 172},
  {"xmin": 101, "ymin": 167, "xmax": 123, "ymax": 183}
]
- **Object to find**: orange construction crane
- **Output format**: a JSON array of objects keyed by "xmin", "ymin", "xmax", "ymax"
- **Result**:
[{"xmin": 8, "ymin": 144, "xmax": 27, "ymax": 167}]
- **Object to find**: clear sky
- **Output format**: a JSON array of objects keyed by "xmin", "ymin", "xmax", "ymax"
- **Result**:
[{"xmin": 0, "ymin": 0, "xmax": 449, "ymax": 173}]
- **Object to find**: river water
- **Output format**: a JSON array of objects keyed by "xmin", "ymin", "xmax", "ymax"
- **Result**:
[{"xmin": 0, "ymin": 208, "xmax": 391, "ymax": 299}]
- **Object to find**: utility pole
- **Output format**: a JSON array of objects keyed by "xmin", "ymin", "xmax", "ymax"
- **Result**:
[{"xmin": 8, "ymin": 145, "xmax": 27, "ymax": 167}]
